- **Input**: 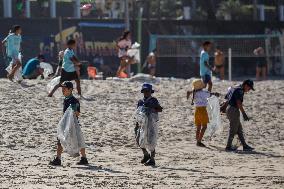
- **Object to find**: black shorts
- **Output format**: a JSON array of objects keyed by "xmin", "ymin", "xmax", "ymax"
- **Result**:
[
  {"xmin": 256, "ymin": 61, "xmax": 267, "ymax": 68},
  {"xmin": 60, "ymin": 69, "xmax": 78, "ymax": 82}
]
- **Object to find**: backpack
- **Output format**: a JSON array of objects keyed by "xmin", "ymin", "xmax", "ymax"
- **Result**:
[{"xmin": 220, "ymin": 85, "xmax": 241, "ymax": 113}]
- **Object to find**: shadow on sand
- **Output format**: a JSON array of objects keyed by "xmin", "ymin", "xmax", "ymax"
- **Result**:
[
  {"xmin": 76, "ymin": 164, "xmax": 124, "ymax": 174},
  {"xmin": 210, "ymin": 145, "xmax": 284, "ymax": 158}
]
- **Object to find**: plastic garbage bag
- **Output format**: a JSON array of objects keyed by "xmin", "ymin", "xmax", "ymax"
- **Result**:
[
  {"xmin": 127, "ymin": 42, "xmax": 140, "ymax": 64},
  {"xmin": 57, "ymin": 106, "xmax": 86, "ymax": 156},
  {"xmin": 40, "ymin": 62, "xmax": 54, "ymax": 78},
  {"xmin": 206, "ymin": 96, "xmax": 222, "ymax": 139},
  {"xmin": 5, "ymin": 53, "xmax": 23, "ymax": 82},
  {"xmin": 47, "ymin": 76, "xmax": 61, "ymax": 93},
  {"xmin": 134, "ymin": 106, "xmax": 159, "ymax": 152}
]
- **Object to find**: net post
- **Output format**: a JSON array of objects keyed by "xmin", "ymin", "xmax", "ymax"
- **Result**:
[{"xmin": 228, "ymin": 48, "xmax": 232, "ymax": 81}]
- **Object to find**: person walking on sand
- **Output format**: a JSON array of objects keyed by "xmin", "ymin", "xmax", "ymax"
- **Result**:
[
  {"xmin": 224, "ymin": 79, "xmax": 255, "ymax": 152},
  {"xmin": 2, "ymin": 25, "xmax": 22, "ymax": 81},
  {"xmin": 48, "ymin": 39, "xmax": 82, "ymax": 97},
  {"xmin": 116, "ymin": 30, "xmax": 132, "ymax": 77},
  {"xmin": 49, "ymin": 81, "xmax": 88, "ymax": 166},
  {"xmin": 135, "ymin": 83, "xmax": 163, "ymax": 166},
  {"xmin": 200, "ymin": 41, "xmax": 214, "ymax": 92},
  {"xmin": 214, "ymin": 46, "xmax": 225, "ymax": 80},
  {"xmin": 187, "ymin": 79, "xmax": 219, "ymax": 147}
]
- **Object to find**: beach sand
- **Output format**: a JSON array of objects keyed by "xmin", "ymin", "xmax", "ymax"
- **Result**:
[{"xmin": 0, "ymin": 78, "xmax": 283, "ymax": 188}]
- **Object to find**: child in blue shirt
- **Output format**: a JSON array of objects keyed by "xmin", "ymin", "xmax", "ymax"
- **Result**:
[
  {"xmin": 2, "ymin": 25, "xmax": 22, "ymax": 81},
  {"xmin": 200, "ymin": 41, "xmax": 214, "ymax": 92}
]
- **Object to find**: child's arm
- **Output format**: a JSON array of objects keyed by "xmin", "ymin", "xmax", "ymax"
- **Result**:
[
  {"xmin": 187, "ymin": 90, "xmax": 193, "ymax": 100},
  {"xmin": 74, "ymin": 111, "xmax": 80, "ymax": 117},
  {"xmin": 70, "ymin": 56, "xmax": 81, "ymax": 66},
  {"xmin": 154, "ymin": 106, "xmax": 163, "ymax": 112},
  {"xmin": 205, "ymin": 60, "xmax": 214, "ymax": 71}
]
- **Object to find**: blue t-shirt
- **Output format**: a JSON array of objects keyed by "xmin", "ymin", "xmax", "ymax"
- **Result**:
[
  {"xmin": 62, "ymin": 48, "xmax": 76, "ymax": 72},
  {"xmin": 4, "ymin": 33, "xmax": 22, "ymax": 58},
  {"xmin": 22, "ymin": 58, "xmax": 40, "ymax": 76},
  {"xmin": 199, "ymin": 50, "xmax": 211, "ymax": 76}
]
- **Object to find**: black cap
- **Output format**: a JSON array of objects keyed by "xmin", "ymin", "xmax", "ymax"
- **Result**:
[
  {"xmin": 37, "ymin": 54, "xmax": 45, "ymax": 61},
  {"xmin": 61, "ymin": 81, "xmax": 73, "ymax": 89},
  {"xmin": 243, "ymin": 79, "xmax": 255, "ymax": 91}
]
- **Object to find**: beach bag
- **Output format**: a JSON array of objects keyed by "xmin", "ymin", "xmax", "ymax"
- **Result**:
[
  {"xmin": 206, "ymin": 96, "xmax": 223, "ymax": 138},
  {"xmin": 57, "ymin": 106, "xmax": 86, "ymax": 157}
]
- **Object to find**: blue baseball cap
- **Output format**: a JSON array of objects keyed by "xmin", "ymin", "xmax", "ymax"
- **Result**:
[
  {"xmin": 243, "ymin": 79, "xmax": 255, "ymax": 91},
  {"xmin": 141, "ymin": 83, "xmax": 154, "ymax": 93}
]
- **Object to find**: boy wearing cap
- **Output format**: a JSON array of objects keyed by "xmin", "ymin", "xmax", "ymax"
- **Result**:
[
  {"xmin": 187, "ymin": 79, "xmax": 219, "ymax": 147},
  {"xmin": 200, "ymin": 41, "xmax": 214, "ymax": 92},
  {"xmin": 48, "ymin": 39, "xmax": 82, "ymax": 97},
  {"xmin": 49, "ymin": 81, "xmax": 88, "ymax": 166},
  {"xmin": 225, "ymin": 79, "xmax": 255, "ymax": 151},
  {"xmin": 135, "ymin": 83, "xmax": 163, "ymax": 166}
]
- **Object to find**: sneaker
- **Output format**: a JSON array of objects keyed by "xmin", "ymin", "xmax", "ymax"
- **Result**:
[
  {"xmin": 141, "ymin": 154, "xmax": 151, "ymax": 164},
  {"xmin": 225, "ymin": 146, "xmax": 237, "ymax": 152},
  {"xmin": 144, "ymin": 158, "xmax": 155, "ymax": 166},
  {"xmin": 77, "ymin": 157, "xmax": 89, "ymax": 165},
  {"xmin": 196, "ymin": 142, "xmax": 206, "ymax": 147},
  {"xmin": 49, "ymin": 157, "xmax": 61, "ymax": 166},
  {"xmin": 243, "ymin": 145, "xmax": 254, "ymax": 151}
]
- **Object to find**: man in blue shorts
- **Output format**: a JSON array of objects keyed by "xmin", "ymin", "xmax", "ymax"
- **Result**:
[{"xmin": 200, "ymin": 41, "xmax": 214, "ymax": 92}]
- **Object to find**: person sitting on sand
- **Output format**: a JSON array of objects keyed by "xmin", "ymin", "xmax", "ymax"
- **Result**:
[
  {"xmin": 224, "ymin": 79, "xmax": 255, "ymax": 152},
  {"xmin": 135, "ymin": 83, "xmax": 163, "ymax": 166},
  {"xmin": 49, "ymin": 81, "xmax": 88, "ymax": 166},
  {"xmin": 22, "ymin": 54, "xmax": 45, "ymax": 79},
  {"xmin": 48, "ymin": 39, "xmax": 82, "ymax": 97},
  {"xmin": 187, "ymin": 79, "xmax": 219, "ymax": 147}
]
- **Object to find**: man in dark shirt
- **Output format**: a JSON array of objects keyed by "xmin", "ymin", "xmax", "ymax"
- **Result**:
[
  {"xmin": 135, "ymin": 83, "xmax": 163, "ymax": 166},
  {"xmin": 50, "ymin": 81, "xmax": 88, "ymax": 166},
  {"xmin": 225, "ymin": 79, "xmax": 255, "ymax": 151}
]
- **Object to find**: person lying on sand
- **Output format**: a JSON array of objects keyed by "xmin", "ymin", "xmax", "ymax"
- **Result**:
[
  {"xmin": 135, "ymin": 83, "xmax": 163, "ymax": 166},
  {"xmin": 187, "ymin": 79, "xmax": 219, "ymax": 147},
  {"xmin": 49, "ymin": 81, "xmax": 88, "ymax": 166}
]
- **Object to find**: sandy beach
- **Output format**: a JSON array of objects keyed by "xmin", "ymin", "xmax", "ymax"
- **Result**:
[{"xmin": 0, "ymin": 78, "xmax": 283, "ymax": 188}]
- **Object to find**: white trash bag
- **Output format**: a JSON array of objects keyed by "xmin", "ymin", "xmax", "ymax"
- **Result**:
[
  {"xmin": 47, "ymin": 76, "xmax": 61, "ymax": 94},
  {"xmin": 40, "ymin": 62, "xmax": 54, "ymax": 79},
  {"xmin": 127, "ymin": 42, "xmax": 140, "ymax": 64},
  {"xmin": 57, "ymin": 106, "xmax": 86, "ymax": 156},
  {"xmin": 134, "ymin": 107, "xmax": 159, "ymax": 152},
  {"xmin": 206, "ymin": 95, "xmax": 222, "ymax": 139},
  {"xmin": 5, "ymin": 53, "xmax": 23, "ymax": 82}
]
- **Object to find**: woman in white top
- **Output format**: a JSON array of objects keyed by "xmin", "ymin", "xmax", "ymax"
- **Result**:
[{"xmin": 116, "ymin": 30, "xmax": 132, "ymax": 77}]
